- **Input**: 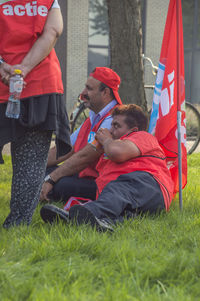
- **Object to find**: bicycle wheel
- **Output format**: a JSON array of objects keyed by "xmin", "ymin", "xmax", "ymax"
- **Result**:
[
  {"xmin": 185, "ymin": 102, "xmax": 200, "ymax": 155},
  {"xmin": 70, "ymin": 102, "xmax": 90, "ymax": 133}
]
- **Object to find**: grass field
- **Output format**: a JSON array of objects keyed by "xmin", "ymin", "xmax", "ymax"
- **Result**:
[{"xmin": 0, "ymin": 154, "xmax": 200, "ymax": 301}]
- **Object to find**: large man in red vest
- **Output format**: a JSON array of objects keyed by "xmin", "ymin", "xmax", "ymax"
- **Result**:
[
  {"xmin": 40, "ymin": 104, "xmax": 174, "ymax": 231},
  {"xmin": 40, "ymin": 67, "xmax": 122, "ymax": 203}
]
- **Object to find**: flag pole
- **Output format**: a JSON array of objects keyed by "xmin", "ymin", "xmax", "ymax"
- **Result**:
[{"xmin": 176, "ymin": 0, "xmax": 183, "ymax": 209}]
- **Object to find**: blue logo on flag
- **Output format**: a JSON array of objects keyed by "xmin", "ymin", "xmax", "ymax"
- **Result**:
[{"xmin": 148, "ymin": 62, "xmax": 165, "ymax": 134}]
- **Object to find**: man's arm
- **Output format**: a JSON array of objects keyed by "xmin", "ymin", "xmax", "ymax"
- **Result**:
[
  {"xmin": 40, "ymin": 144, "xmax": 103, "ymax": 200},
  {"xmin": 95, "ymin": 128, "xmax": 141, "ymax": 163},
  {"xmin": 51, "ymin": 144, "xmax": 102, "ymax": 181},
  {"xmin": 47, "ymin": 146, "xmax": 75, "ymax": 167},
  {"xmin": 102, "ymin": 139, "xmax": 141, "ymax": 162}
]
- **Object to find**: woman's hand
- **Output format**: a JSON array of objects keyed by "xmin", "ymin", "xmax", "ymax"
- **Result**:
[
  {"xmin": 11, "ymin": 64, "xmax": 29, "ymax": 79},
  {"xmin": 0, "ymin": 62, "xmax": 14, "ymax": 86},
  {"xmin": 0, "ymin": 63, "xmax": 27, "ymax": 88}
]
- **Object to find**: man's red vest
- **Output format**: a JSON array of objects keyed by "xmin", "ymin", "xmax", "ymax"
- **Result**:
[
  {"xmin": 0, "ymin": 0, "xmax": 63, "ymax": 103},
  {"xmin": 74, "ymin": 108, "xmax": 117, "ymax": 179},
  {"xmin": 96, "ymin": 131, "xmax": 174, "ymax": 210}
]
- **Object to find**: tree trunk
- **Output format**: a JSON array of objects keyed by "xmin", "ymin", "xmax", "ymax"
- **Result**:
[{"xmin": 107, "ymin": 0, "xmax": 147, "ymax": 111}]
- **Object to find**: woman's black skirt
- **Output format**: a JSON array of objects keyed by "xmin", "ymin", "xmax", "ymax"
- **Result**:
[{"xmin": 0, "ymin": 94, "xmax": 72, "ymax": 163}]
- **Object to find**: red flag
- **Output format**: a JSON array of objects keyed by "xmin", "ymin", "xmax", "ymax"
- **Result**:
[{"xmin": 148, "ymin": 0, "xmax": 187, "ymax": 196}]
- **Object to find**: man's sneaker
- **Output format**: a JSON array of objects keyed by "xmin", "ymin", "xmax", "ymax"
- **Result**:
[
  {"xmin": 40, "ymin": 204, "xmax": 69, "ymax": 224},
  {"xmin": 69, "ymin": 205, "xmax": 114, "ymax": 232}
]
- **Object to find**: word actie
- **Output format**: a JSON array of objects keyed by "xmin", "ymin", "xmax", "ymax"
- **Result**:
[{"xmin": 2, "ymin": 2, "xmax": 48, "ymax": 17}]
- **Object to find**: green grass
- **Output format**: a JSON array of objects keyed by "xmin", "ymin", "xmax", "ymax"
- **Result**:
[{"xmin": 0, "ymin": 154, "xmax": 200, "ymax": 301}]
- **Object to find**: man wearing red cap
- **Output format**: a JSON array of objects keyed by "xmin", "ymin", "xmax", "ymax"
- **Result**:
[{"xmin": 40, "ymin": 67, "xmax": 122, "ymax": 203}]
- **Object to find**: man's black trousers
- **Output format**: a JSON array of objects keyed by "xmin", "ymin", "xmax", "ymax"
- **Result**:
[{"xmin": 83, "ymin": 171, "xmax": 166, "ymax": 221}]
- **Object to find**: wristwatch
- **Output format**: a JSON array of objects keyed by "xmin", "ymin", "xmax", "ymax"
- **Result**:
[
  {"xmin": 44, "ymin": 174, "xmax": 56, "ymax": 186},
  {"xmin": 0, "ymin": 57, "xmax": 5, "ymax": 66}
]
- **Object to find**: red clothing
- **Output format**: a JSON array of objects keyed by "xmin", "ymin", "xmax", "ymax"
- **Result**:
[
  {"xmin": 96, "ymin": 131, "xmax": 174, "ymax": 211},
  {"xmin": 0, "ymin": 0, "xmax": 63, "ymax": 103},
  {"xmin": 74, "ymin": 107, "xmax": 118, "ymax": 179}
]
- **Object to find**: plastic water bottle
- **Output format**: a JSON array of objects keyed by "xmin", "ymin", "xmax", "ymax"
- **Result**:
[{"xmin": 5, "ymin": 69, "xmax": 23, "ymax": 119}]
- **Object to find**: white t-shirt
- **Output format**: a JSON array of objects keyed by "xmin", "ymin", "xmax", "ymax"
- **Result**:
[{"xmin": 52, "ymin": 0, "xmax": 60, "ymax": 9}]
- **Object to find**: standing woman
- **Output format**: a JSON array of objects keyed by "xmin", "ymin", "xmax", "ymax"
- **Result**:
[{"xmin": 0, "ymin": 0, "xmax": 71, "ymax": 228}]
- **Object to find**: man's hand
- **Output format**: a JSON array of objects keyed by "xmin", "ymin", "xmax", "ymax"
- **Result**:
[
  {"xmin": 40, "ymin": 182, "xmax": 53, "ymax": 201},
  {"xmin": 95, "ymin": 128, "xmax": 113, "ymax": 146}
]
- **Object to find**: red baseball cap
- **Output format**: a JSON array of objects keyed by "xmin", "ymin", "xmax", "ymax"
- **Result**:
[{"xmin": 90, "ymin": 67, "xmax": 122, "ymax": 105}]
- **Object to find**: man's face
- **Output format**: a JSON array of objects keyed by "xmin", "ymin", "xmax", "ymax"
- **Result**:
[
  {"xmin": 110, "ymin": 115, "xmax": 133, "ymax": 139},
  {"xmin": 81, "ymin": 77, "xmax": 105, "ymax": 113}
]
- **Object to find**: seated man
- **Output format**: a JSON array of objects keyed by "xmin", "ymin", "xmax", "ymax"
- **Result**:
[
  {"xmin": 40, "ymin": 104, "xmax": 174, "ymax": 231},
  {"xmin": 40, "ymin": 67, "xmax": 122, "ymax": 203}
]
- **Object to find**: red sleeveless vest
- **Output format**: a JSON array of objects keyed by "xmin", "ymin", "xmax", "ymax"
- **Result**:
[
  {"xmin": 95, "ymin": 131, "xmax": 174, "ymax": 210},
  {"xmin": 74, "ymin": 107, "xmax": 117, "ymax": 179},
  {"xmin": 0, "ymin": 0, "xmax": 63, "ymax": 103}
]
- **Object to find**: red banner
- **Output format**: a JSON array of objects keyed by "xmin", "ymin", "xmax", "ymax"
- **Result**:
[{"xmin": 148, "ymin": 0, "xmax": 187, "ymax": 195}]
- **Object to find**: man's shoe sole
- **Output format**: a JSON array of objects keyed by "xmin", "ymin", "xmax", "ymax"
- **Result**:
[
  {"xmin": 40, "ymin": 204, "xmax": 69, "ymax": 224},
  {"xmin": 69, "ymin": 205, "xmax": 113, "ymax": 232}
]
